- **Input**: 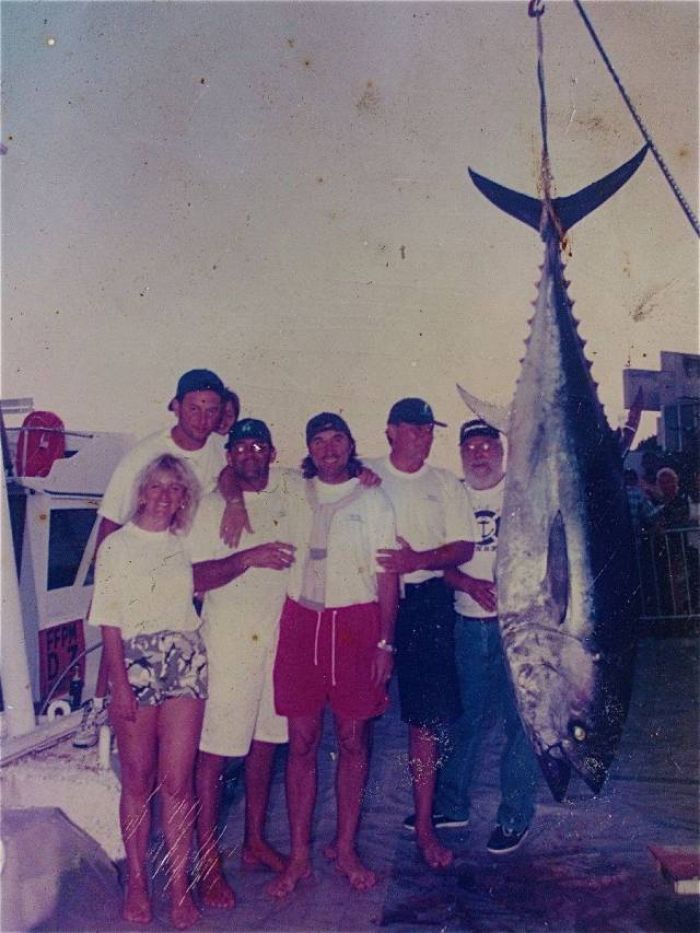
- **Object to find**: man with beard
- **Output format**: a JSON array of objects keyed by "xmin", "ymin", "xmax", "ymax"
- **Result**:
[
  {"xmin": 435, "ymin": 419, "xmax": 539, "ymax": 855},
  {"xmin": 371, "ymin": 398, "xmax": 476, "ymax": 870},
  {"xmin": 268, "ymin": 413, "xmax": 398, "ymax": 898},
  {"xmin": 187, "ymin": 418, "xmax": 297, "ymax": 908}
]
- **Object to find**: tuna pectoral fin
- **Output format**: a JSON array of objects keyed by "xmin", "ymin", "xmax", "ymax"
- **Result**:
[
  {"xmin": 539, "ymin": 753, "xmax": 572, "ymax": 802},
  {"xmin": 547, "ymin": 511, "xmax": 569, "ymax": 625}
]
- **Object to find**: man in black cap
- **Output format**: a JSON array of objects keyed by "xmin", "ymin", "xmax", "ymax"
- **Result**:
[
  {"xmin": 74, "ymin": 369, "xmax": 229, "ymax": 748},
  {"xmin": 188, "ymin": 418, "xmax": 297, "ymax": 907},
  {"xmin": 436, "ymin": 420, "xmax": 538, "ymax": 855},
  {"xmin": 268, "ymin": 412, "xmax": 398, "ymax": 898},
  {"xmin": 370, "ymin": 398, "xmax": 477, "ymax": 869}
]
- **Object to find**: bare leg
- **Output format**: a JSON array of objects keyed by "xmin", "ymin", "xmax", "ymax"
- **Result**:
[
  {"xmin": 409, "ymin": 724, "xmax": 453, "ymax": 869},
  {"xmin": 330, "ymin": 715, "xmax": 375, "ymax": 891},
  {"xmin": 111, "ymin": 705, "xmax": 159, "ymax": 924},
  {"xmin": 194, "ymin": 750, "xmax": 236, "ymax": 908},
  {"xmin": 158, "ymin": 697, "xmax": 205, "ymax": 929},
  {"xmin": 243, "ymin": 740, "xmax": 286, "ymax": 872},
  {"xmin": 266, "ymin": 715, "xmax": 321, "ymax": 898}
]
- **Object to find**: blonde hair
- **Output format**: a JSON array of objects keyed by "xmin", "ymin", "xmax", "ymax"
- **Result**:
[{"xmin": 131, "ymin": 454, "xmax": 201, "ymax": 534}]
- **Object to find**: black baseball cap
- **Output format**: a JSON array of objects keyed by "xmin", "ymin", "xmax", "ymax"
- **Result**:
[
  {"xmin": 226, "ymin": 418, "xmax": 273, "ymax": 449},
  {"xmin": 459, "ymin": 419, "xmax": 501, "ymax": 445},
  {"xmin": 306, "ymin": 412, "xmax": 353, "ymax": 445},
  {"xmin": 175, "ymin": 369, "xmax": 225, "ymax": 401},
  {"xmin": 387, "ymin": 397, "xmax": 447, "ymax": 427}
]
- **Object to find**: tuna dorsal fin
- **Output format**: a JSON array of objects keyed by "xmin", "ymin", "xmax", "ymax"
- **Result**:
[
  {"xmin": 456, "ymin": 383, "xmax": 511, "ymax": 434},
  {"xmin": 468, "ymin": 145, "xmax": 648, "ymax": 233},
  {"xmin": 547, "ymin": 511, "xmax": 569, "ymax": 626}
]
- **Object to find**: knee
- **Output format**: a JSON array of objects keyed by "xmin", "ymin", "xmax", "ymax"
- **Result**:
[
  {"xmin": 160, "ymin": 769, "xmax": 195, "ymax": 801},
  {"xmin": 121, "ymin": 764, "xmax": 157, "ymax": 800},
  {"xmin": 288, "ymin": 728, "xmax": 321, "ymax": 760},
  {"xmin": 336, "ymin": 722, "xmax": 369, "ymax": 759}
]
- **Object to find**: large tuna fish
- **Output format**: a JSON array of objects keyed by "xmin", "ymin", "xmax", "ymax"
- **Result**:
[{"xmin": 463, "ymin": 146, "xmax": 646, "ymax": 800}]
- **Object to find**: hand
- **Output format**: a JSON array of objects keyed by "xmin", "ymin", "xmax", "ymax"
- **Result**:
[
  {"xmin": 370, "ymin": 648, "xmax": 394, "ymax": 687},
  {"xmin": 358, "ymin": 466, "xmax": 382, "ymax": 488},
  {"xmin": 243, "ymin": 541, "xmax": 296, "ymax": 571},
  {"xmin": 465, "ymin": 576, "xmax": 497, "ymax": 613},
  {"xmin": 376, "ymin": 536, "xmax": 419, "ymax": 575},
  {"xmin": 108, "ymin": 685, "xmax": 138, "ymax": 724},
  {"xmin": 219, "ymin": 499, "xmax": 253, "ymax": 548}
]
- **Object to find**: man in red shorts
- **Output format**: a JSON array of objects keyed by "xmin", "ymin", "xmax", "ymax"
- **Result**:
[{"xmin": 267, "ymin": 413, "xmax": 399, "ymax": 898}]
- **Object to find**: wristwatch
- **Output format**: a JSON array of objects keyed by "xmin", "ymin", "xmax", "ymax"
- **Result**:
[{"xmin": 376, "ymin": 639, "xmax": 396, "ymax": 654}]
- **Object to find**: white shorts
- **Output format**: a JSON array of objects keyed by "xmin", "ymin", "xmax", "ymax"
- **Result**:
[{"xmin": 198, "ymin": 611, "xmax": 288, "ymax": 757}]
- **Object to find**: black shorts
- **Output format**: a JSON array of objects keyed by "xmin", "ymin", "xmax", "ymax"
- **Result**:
[{"xmin": 395, "ymin": 578, "xmax": 461, "ymax": 728}]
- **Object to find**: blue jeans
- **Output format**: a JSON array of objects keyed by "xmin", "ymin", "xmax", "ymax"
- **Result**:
[{"xmin": 435, "ymin": 615, "xmax": 538, "ymax": 833}]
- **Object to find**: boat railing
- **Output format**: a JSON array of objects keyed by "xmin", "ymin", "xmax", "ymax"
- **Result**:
[{"xmin": 634, "ymin": 524, "xmax": 699, "ymax": 626}]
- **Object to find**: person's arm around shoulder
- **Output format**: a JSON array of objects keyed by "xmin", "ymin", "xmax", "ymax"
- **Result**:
[{"xmin": 217, "ymin": 467, "xmax": 253, "ymax": 547}]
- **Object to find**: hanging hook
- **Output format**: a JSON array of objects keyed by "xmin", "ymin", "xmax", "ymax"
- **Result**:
[{"xmin": 528, "ymin": 0, "xmax": 545, "ymax": 17}]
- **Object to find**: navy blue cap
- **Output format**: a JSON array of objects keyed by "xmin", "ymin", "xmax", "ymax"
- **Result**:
[
  {"xmin": 306, "ymin": 412, "xmax": 353, "ymax": 445},
  {"xmin": 459, "ymin": 419, "xmax": 501, "ymax": 445},
  {"xmin": 387, "ymin": 397, "xmax": 447, "ymax": 427},
  {"xmin": 175, "ymin": 368, "xmax": 225, "ymax": 400},
  {"xmin": 226, "ymin": 418, "xmax": 273, "ymax": 449}
]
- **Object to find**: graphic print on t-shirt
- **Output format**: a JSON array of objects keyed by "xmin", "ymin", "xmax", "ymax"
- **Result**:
[{"xmin": 474, "ymin": 508, "xmax": 499, "ymax": 550}]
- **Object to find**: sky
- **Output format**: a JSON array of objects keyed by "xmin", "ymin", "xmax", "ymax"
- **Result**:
[{"xmin": 2, "ymin": 0, "xmax": 698, "ymax": 471}]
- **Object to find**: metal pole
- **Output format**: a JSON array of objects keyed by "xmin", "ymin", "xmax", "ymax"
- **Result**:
[{"xmin": 1, "ymin": 468, "xmax": 36, "ymax": 736}]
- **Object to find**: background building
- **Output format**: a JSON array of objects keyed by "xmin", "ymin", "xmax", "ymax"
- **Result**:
[{"xmin": 624, "ymin": 351, "xmax": 700, "ymax": 453}]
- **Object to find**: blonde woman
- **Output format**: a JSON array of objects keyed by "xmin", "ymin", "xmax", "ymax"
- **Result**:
[{"xmin": 90, "ymin": 454, "xmax": 205, "ymax": 929}]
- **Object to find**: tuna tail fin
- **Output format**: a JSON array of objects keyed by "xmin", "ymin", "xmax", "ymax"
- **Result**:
[{"xmin": 468, "ymin": 145, "xmax": 648, "ymax": 233}]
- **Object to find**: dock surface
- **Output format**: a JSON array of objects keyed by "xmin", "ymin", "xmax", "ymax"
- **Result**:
[{"xmin": 23, "ymin": 634, "xmax": 700, "ymax": 931}]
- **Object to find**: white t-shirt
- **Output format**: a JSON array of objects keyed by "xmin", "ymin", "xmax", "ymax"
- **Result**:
[
  {"xmin": 88, "ymin": 522, "xmax": 200, "ymax": 638},
  {"xmin": 98, "ymin": 428, "xmax": 227, "ymax": 525},
  {"xmin": 185, "ymin": 467, "xmax": 303, "ymax": 631},
  {"xmin": 454, "ymin": 478, "xmax": 504, "ymax": 619},
  {"xmin": 366, "ymin": 457, "xmax": 478, "ymax": 585},
  {"xmin": 286, "ymin": 477, "xmax": 397, "ymax": 608}
]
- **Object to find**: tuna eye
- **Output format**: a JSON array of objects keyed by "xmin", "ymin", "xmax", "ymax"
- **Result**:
[{"xmin": 570, "ymin": 722, "xmax": 587, "ymax": 742}]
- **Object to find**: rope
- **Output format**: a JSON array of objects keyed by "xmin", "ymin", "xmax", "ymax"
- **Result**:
[
  {"xmin": 530, "ymin": 0, "xmax": 569, "ymax": 245},
  {"xmin": 573, "ymin": 0, "xmax": 699, "ymax": 238}
]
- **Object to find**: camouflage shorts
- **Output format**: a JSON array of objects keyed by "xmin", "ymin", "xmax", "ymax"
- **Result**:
[{"xmin": 123, "ymin": 629, "xmax": 208, "ymax": 706}]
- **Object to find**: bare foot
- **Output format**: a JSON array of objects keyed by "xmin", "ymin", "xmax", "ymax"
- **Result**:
[
  {"xmin": 170, "ymin": 891, "xmax": 200, "ymax": 930},
  {"xmin": 198, "ymin": 859, "xmax": 236, "ymax": 908},
  {"xmin": 417, "ymin": 831, "xmax": 454, "ymax": 870},
  {"xmin": 266, "ymin": 857, "xmax": 312, "ymax": 898},
  {"xmin": 334, "ymin": 848, "xmax": 377, "ymax": 891},
  {"xmin": 242, "ymin": 839, "xmax": 287, "ymax": 873},
  {"xmin": 122, "ymin": 881, "xmax": 152, "ymax": 924}
]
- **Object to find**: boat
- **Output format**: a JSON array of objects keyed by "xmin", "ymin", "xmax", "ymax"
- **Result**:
[{"xmin": 1, "ymin": 398, "xmax": 133, "ymax": 753}]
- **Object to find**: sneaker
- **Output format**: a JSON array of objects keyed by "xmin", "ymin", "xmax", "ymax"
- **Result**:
[
  {"xmin": 486, "ymin": 824, "xmax": 530, "ymax": 855},
  {"xmin": 72, "ymin": 699, "xmax": 108, "ymax": 749},
  {"xmin": 402, "ymin": 812, "xmax": 470, "ymax": 832}
]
